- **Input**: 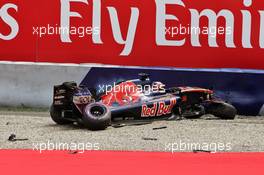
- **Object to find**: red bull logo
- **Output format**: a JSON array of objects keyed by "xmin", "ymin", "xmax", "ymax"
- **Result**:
[{"xmin": 141, "ymin": 99, "xmax": 177, "ymax": 117}]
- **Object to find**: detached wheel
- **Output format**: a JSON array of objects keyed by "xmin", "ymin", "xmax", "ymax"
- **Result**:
[
  {"xmin": 82, "ymin": 103, "xmax": 111, "ymax": 130},
  {"xmin": 50, "ymin": 105, "xmax": 72, "ymax": 124},
  {"xmin": 206, "ymin": 102, "xmax": 237, "ymax": 120}
]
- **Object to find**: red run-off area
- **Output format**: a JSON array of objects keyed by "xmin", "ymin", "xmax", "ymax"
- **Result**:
[
  {"xmin": 1, "ymin": 0, "xmax": 264, "ymax": 69},
  {"xmin": 0, "ymin": 150, "xmax": 263, "ymax": 175}
]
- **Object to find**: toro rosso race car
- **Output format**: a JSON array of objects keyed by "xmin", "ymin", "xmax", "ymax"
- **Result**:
[{"xmin": 50, "ymin": 73, "xmax": 237, "ymax": 130}]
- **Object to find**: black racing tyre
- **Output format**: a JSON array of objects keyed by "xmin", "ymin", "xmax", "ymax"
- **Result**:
[
  {"xmin": 50, "ymin": 105, "xmax": 72, "ymax": 124},
  {"xmin": 206, "ymin": 102, "xmax": 237, "ymax": 120},
  {"xmin": 82, "ymin": 103, "xmax": 111, "ymax": 130}
]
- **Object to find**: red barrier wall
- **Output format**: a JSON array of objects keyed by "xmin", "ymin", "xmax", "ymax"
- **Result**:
[
  {"xmin": 1, "ymin": 151, "xmax": 264, "ymax": 175},
  {"xmin": 1, "ymin": 0, "xmax": 264, "ymax": 69}
]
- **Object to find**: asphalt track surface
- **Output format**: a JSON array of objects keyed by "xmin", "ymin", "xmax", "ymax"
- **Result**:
[{"xmin": 0, "ymin": 111, "xmax": 264, "ymax": 152}]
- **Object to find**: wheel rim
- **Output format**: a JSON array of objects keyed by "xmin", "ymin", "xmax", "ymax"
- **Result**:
[{"xmin": 90, "ymin": 106, "xmax": 105, "ymax": 117}]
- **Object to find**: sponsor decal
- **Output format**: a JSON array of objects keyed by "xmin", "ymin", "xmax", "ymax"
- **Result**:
[
  {"xmin": 141, "ymin": 103, "xmax": 158, "ymax": 117},
  {"xmin": 73, "ymin": 96, "xmax": 93, "ymax": 104},
  {"xmin": 1, "ymin": 0, "xmax": 264, "ymax": 51},
  {"xmin": 1, "ymin": 0, "xmax": 264, "ymax": 69},
  {"xmin": 141, "ymin": 98, "xmax": 177, "ymax": 117},
  {"xmin": 0, "ymin": 3, "xmax": 19, "ymax": 40}
]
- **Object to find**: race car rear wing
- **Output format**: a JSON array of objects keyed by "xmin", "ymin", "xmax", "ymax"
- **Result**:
[{"xmin": 53, "ymin": 82, "xmax": 77, "ymax": 107}]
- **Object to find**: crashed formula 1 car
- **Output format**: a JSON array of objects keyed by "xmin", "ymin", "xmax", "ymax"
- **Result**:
[{"xmin": 50, "ymin": 73, "xmax": 237, "ymax": 130}]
